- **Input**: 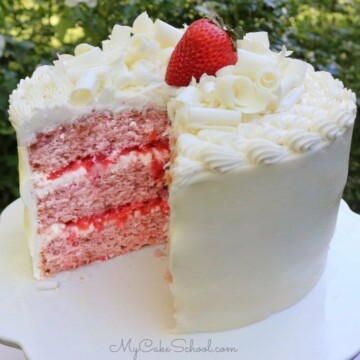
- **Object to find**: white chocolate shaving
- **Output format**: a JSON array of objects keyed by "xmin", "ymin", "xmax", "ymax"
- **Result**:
[
  {"xmin": 235, "ymin": 50, "xmax": 277, "ymax": 79},
  {"xmin": 184, "ymin": 107, "xmax": 241, "ymax": 128},
  {"xmin": 70, "ymin": 70, "xmax": 101, "ymax": 106},
  {"xmin": 153, "ymin": 19, "xmax": 183, "ymax": 48}
]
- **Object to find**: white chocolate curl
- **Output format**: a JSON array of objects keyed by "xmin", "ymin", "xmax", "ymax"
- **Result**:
[
  {"xmin": 238, "ymin": 32, "xmax": 270, "ymax": 54},
  {"xmin": 183, "ymin": 107, "xmax": 241, "ymax": 129},
  {"xmin": 255, "ymin": 67, "xmax": 280, "ymax": 93},
  {"xmin": 74, "ymin": 43, "xmax": 94, "ymax": 56},
  {"xmin": 176, "ymin": 86, "xmax": 201, "ymax": 104},
  {"xmin": 278, "ymin": 87, "xmax": 304, "ymax": 110},
  {"xmin": 70, "ymin": 70, "xmax": 101, "ymax": 106},
  {"xmin": 235, "ymin": 50, "xmax": 277, "ymax": 79},
  {"xmin": 215, "ymin": 75, "xmax": 275, "ymax": 113},
  {"xmin": 132, "ymin": 12, "xmax": 154, "ymax": 34},
  {"xmin": 153, "ymin": 19, "xmax": 184, "ymax": 48}
]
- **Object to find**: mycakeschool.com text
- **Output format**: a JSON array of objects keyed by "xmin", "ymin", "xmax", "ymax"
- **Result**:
[{"xmin": 109, "ymin": 338, "xmax": 239, "ymax": 359}]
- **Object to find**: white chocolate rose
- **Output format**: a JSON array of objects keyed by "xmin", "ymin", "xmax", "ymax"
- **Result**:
[
  {"xmin": 215, "ymin": 75, "xmax": 276, "ymax": 113},
  {"xmin": 255, "ymin": 67, "xmax": 280, "ymax": 93}
]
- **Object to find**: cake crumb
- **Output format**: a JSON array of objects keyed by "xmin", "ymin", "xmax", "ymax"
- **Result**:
[
  {"xmin": 154, "ymin": 247, "xmax": 168, "ymax": 258},
  {"xmin": 36, "ymin": 280, "xmax": 59, "ymax": 291},
  {"xmin": 164, "ymin": 270, "xmax": 173, "ymax": 284}
]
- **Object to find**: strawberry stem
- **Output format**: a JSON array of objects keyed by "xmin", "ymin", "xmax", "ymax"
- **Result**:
[{"xmin": 205, "ymin": 13, "xmax": 240, "ymax": 52}]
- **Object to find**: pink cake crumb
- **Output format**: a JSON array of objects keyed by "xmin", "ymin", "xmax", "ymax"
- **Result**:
[
  {"xmin": 164, "ymin": 270, "xmax": 173, "ymax": 284},
  {"xmin": 30, "ymin": 106, "xmax": 172, "ymax": 278},
  {"xmin": 41, "ymin": 198, "xmax": 169, "ymax": 277},
  {"xmin": 154, "ymin": 247, "xmax": 168, "ymax": 259},
  {"xmin": 36, "ymin": 145, "xmax": 169, "ymax": 226},
  {"xmin": 29, "ymin": 107, "xmax": 170, "ymax": 174}
]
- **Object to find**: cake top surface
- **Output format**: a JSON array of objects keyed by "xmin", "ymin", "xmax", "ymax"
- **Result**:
[
  {"xmin": 168, "ymin": 32, "xmax": 356, "ymax": 184},
  {"xmin": 9, "ymin": 13, "xmax": 357, "ymax": 185},
  {"xmin": 9, "ymin": 13, "xmax": 182, "ymax": 136}
]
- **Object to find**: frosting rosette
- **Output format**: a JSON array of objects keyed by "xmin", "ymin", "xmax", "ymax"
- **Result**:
[{"xmin": 169, "ymin": 32, "xmax": 356, "ymax": 185}]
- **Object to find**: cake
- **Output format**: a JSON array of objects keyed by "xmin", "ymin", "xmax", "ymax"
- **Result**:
[
  {"xmin": 8, "ymin": 13, "xmax": 357, "ymax": 333},
  {"xmin": 9, "ymin": 13, "xmax": 180, "ymax": 279}
]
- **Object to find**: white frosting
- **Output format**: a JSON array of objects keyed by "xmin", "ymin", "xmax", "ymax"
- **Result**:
[
  {"xmin": 169, "ymin": 32, "xmax": 356, "ymax": 185},
  {"xmin": 9, "ymin": 12, "xmax": 183, "ymax": 145},
  {"xmin": 166, "ymin": 32, "xmax": 357, "ymax": 332},
  {"xmin": 18, "ymin": 145, "xmax": 43, "ymax": 279},
  {"xmin": 169, "ymin": 129, "xmax": 353, "ymax": 332}
]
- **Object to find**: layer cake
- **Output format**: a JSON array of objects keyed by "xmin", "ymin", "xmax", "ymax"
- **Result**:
[{"xmin": 9, "ymin": 13, "xmax": 357, "ymax": 332}]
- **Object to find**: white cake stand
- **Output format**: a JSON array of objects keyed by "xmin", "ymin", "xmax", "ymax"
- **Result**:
[{"xmin": 1, "ymin": 199, "xmax": 360, "ymax": 360}]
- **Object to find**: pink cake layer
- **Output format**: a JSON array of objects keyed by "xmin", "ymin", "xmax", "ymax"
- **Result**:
[
  {"xmin": 29, "ymin": 107, "xmax": 170, "ymax": 174},
  {"xmin": 41, "ymin": 198, "xmax": 169, "ymax": 277},
  {"xmin": 36, "ymin": 143, "xmax": 169, "ymax": 227}
]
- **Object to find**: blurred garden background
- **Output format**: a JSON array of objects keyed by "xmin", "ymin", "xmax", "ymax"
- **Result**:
[{"xmin": 0, "ymin": 0, "xmax": 359, "ymax": 212}]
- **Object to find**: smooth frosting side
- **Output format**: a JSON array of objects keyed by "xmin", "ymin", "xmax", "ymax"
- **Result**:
[
  {"xmin": 9, "ymin": 13, "xmax": 182, "ymax": 144},
  {"xmin": 18, "ymin": 145, "xmax": 43, "ymax": 279},
  {"xmin": 169, "ymin": 32, "xmax": 357, "ymax": 186},
  {"xmin": 169, "ymin": 129, "xmax": 353, "ymax": 332}
]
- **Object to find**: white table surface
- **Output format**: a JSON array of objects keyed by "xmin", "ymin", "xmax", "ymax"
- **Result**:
[
  {"xmin": 1, "ymin": 198, "xmax": 360, "ymax": 360},
  {"xmin": 0, "ymin": 343, "xmax": 26, "ymax": 360}
]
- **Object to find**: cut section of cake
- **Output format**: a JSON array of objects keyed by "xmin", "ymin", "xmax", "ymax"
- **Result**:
[
  {"xmin": 10, "ymin": 13, "xmax": 182, "ymax": 279},
  {"xmin": 25, "ymin": 108, "xmax": 170, "ymax": 277}
]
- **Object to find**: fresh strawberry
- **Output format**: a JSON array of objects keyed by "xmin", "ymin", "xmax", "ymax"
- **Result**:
[{"xmin": 165, "ymin": 15, "xmax": 238, "ymax": 87}]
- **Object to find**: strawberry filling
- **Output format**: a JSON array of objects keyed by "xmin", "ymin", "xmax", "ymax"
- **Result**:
[
  {"xmin": 48, "ymin": 139, "xmax": 169, "ymax": 181},
  {"xmin": 66, "ymin": 197, "xmax": 169, "ymax": 234}
]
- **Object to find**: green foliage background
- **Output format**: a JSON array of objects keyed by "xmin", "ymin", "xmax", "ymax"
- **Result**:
[{"xmin": 0, "ymin": 0, "xmax": 359, "ymax": 212}]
